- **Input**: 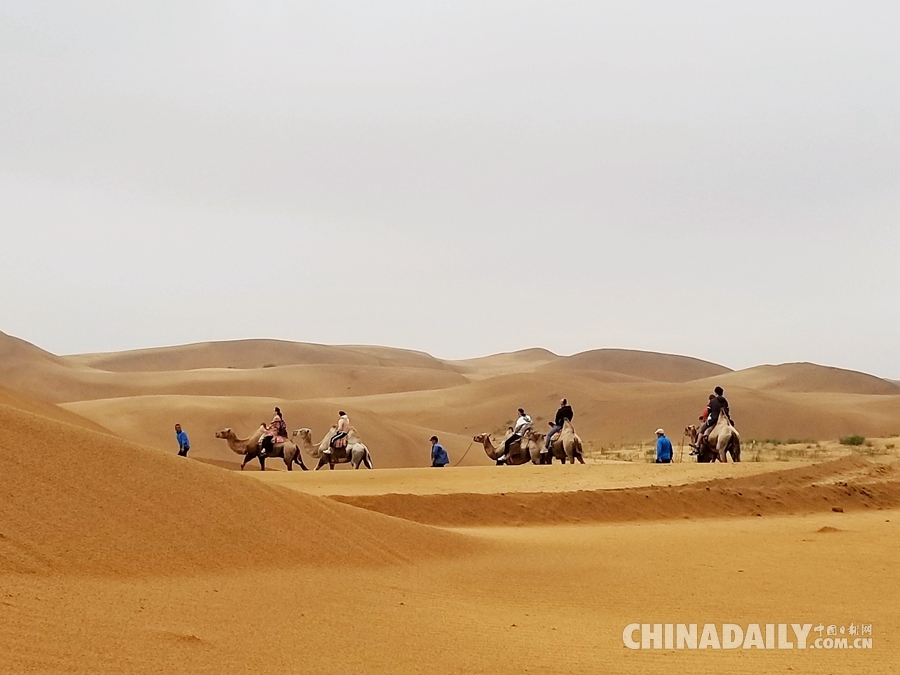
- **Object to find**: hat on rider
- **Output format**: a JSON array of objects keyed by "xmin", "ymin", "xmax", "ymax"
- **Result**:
[{"xmin": 655, "ymin": 428, "xmax": 665, "ymax": 436}]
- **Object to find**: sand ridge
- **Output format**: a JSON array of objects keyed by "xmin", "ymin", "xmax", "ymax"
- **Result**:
[{"xmin": 327, "ymin": 455, "xmax": 900, "ymax": 526}]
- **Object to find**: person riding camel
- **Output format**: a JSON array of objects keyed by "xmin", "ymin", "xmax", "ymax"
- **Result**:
[
  {"xmin": 260, "ymin": 406, "xmax": 287, "ymax": 457},
  {"xmin": 325, "ymin": 410, "xmax": 350, "ymax": 455},
  {"xmin": 497, "ymin": 408, "xmax": 532, "ymax": 464},
  {"xmin": 690, "ymin": 394, "xmax": 716, "ymax": 452},
  {"xmin": 544, "ymin": 398, "xmax": 573, "ymax": 453},
  {"xmin": 696, "ymin": 387, "xmax": 731, "ymax": 447}
]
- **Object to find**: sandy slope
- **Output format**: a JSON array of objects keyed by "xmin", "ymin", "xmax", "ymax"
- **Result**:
[
  {"xmin": 1, "ymin": 388, "xmax": 898, "ymax": 673},
  {"xmin": 0, "ymin": 400, "xmax": 471, "ymax": 575}
]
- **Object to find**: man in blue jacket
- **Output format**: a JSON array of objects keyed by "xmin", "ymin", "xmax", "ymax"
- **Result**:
[
  {"xmin": 430, "ymin": 436, "xmax": 449, "ymax": 467},
  {"xmin": 655, "ymin": 428, "xmax": 673, "ymax": 464},
  {"xmin": 175, "ymin": 423, "xmax": 190, "ymax": 457}
]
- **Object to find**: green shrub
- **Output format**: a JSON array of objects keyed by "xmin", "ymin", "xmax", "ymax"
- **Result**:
[{"xmin": 840, "ymin": 435, "xmax": 865, "ymax": 446}]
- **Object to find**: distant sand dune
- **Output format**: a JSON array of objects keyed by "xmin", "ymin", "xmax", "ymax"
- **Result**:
[{"xmin": 539, "ymin": 348, "xmax": 731, "ymax": 382}]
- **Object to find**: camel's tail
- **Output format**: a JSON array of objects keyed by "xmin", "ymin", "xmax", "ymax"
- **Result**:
[{"xmin": 364, "ymin": 448, "xmax": 374, "ymax": 469}]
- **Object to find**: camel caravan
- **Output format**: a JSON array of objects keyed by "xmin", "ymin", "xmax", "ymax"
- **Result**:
[
  {"xmin": 213, "ymin": 388, "xmax": 741, "ymax": 471},
  {"xmin": 216, "ymin": 409, "xmax": 373, "ymax": 471},
  {"xmin": 475, "ymin": 400, "xmax": 586, "ymax": 466}
]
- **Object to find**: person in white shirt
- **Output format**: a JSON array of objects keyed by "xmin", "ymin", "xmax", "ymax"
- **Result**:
[
  {"xmin": 325, "ymin": 411, "xmax": 351, "ymax": 455},
  {"xmin": 497, "ymin": 408, "xmax": 532, "ymax": 464}
]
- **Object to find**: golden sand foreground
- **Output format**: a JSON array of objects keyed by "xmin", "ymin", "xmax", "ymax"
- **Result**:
[{"xmin": 1, "ymin": 334, "xmax": 899, "ymax": 673}]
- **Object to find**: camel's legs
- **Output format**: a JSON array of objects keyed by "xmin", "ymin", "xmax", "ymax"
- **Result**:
[{"xmin": 315, "ymin": 457, "xmax": 327, "ymax": 471}]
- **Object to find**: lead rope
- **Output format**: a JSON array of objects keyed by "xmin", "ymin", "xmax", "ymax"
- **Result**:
[{"xmin": 452, "ymin": 441, "xmax": 475, "ymax": 467}]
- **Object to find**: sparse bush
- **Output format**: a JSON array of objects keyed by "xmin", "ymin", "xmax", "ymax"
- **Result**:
[
  {"xmin": 263, "ymin": 363, "xmax": 277, "ymax": 368},
  {"xmin": 840, "ymin": 435, "xmax": 865, "ymax": 446}
]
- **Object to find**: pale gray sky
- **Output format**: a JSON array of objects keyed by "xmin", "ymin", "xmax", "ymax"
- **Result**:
[{"xmin": 1, "ymin": 1, "xmax": 898, "ymax": 376}]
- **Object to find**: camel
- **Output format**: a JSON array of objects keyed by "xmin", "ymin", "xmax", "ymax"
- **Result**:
[
  {"xmin": 215, "ymin": 425, "xmax": 309, "ymax": 471},
  {"xmin": 686, "ymin": 415, "xmax": 741, "ymax": 463},
  {"xmin": 521, "ymin": 420, "xmax": 586, "ymax": 465},
  {"xmin": 291, "ymin": 427, "xmax": 373, "ymax": 470},
  {"xmin": 474, "ymin": 431, "xmax": 533, "ymax": 465},
  {"xmin": 519, "ymin": 430, "xmax": 557, "ymax": 464}
]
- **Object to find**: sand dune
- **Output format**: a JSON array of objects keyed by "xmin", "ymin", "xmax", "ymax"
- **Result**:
[
  {"xmin": 540, "ymin": 348, "xmax": 731, "ymax": 382},
  {"xmin": 62, "ymin": 394, "xmax": 482, "ymax": 468},
  {"xmin": 0, "ymin": 385, "xmax": 111, "ymax": 434},
  {"xmin": 68, "ymin": 338, "xmax": 454, "ymax": 373},
  {"xmin": 708, "ymin": 362, "xmax": 900, "ymax": 395},
  {"xmin": 4, "ymin": 331, "xmax": 900, "ymax": 468},
  {"xmin": 0, "ymin": 398, "xmax": 472, "ymax": 575},
  {"xmin": 1, "ymin": 333, "xmax": 898, "ymax": 673},
  {"xmin": 330, "ymin": 456, "xmax": 900, "ymax": 526}
]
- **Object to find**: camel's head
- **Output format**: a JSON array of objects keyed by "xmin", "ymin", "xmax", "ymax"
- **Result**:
[
  {"xmin": 215, "ymin": 428, "xmax": 232, "ymax": 439},
  {"xmin": 473, "ymin": 434, "xmax": 491, "ymax": 444},
  {"xmin": 684, "ymin": 425, "xmax": 698, "ymax": 441},
  {"xmin": 292, "ymin": 428, "xmax": 312, "ymax": 443}
]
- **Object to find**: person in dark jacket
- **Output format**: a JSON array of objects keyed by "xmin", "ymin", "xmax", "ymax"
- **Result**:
[
  {"xmin": 544, "ymin": 398, "xmax": 574, "ymax": 452},
  {"xmin": 174, "ymin": 423, "xmax": 190, "ymax": 457},
  {"xmin": 698, "ymin": 386, "xmax": 732, "ymax": 445},
  {"xmin": 430, "ymin": 435, "xmax": 449, "ymax": 467}
]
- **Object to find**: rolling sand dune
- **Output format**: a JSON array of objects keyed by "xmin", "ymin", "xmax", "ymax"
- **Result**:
[
  {"xmin": 0, "ymin": 398, "xmax": 472, "ymax": 575},
  {"xmin": 0, "ymin": 385, "xmax": 111, "ymax": 434},
  {"xmin": 1, "ymin": 349, "xmax": 898, "ymax": 673},
  {"xmin": 707, "ymin": 362, "xmax": 900, "ymax": 395},
  {"xmin": 67, "ymin": 338, "xmax": 454, "ymax": 373},
  {"xmin": 4, "ymin": 331, "xmax": 900, "ymax": 468},
  {"xmin": 540, "ymin": 347, "xmax": 732, "ymax": 382},
  {"xmin": 62, "ymin": 394, "xmax": 481, "ymax": 468}
]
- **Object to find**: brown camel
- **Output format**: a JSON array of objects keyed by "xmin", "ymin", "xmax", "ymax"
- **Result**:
[
  {"xmin": 290, "ymin": 427, "xmax": 373, "ymax": 470},
  {"xmin": 474, "ymin": 432, "xmax": 533, "ymax": 465},
  {"xmin": 526, "ymin": 420, "xmax": 586, "ymax": 464},
  {"xmin": 215, "ymin": 426, "xmax": 308, "ymax": 471}
]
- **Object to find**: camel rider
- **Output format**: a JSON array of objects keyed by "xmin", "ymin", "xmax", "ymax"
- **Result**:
[
  {"xmin": 325, "ymin": 411, "xmax": 350, "ymax": 454},
  {"xmin": 260, "ymin": 407, "xmax": 287, "ymax": 457},
  {"xmin": 497, "ymin": 408, "xmax": 532, "ymax": 464},
  {"xmin": 691, "ymin": 394, "xmax": 716, "ymax": 452},
  {"xmin": 698, "ymin": 387, "xmax": 731, "ymax": 445},
  {"xmin": 544, "ymin": 398, "xmax": 573, "ymax": 453}
]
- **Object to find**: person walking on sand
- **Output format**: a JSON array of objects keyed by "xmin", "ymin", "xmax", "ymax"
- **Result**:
[
  {"xmin": 174, "ymin": 423, "xmax": 190, "ymax": 457},
  {"xmin": 655, "ymin": 428, "xmax": 673, "ymax": 464},
  {"xmin": 325, "ymin": 410, "xmax": 351, "ymax": 454},
  {"xmin": 544, "ymin": 398, "xmax": 573, "ymax": 454},
  {"xmin": 430, "ymin": 436, "xmax": 449, "ymax": 467}
]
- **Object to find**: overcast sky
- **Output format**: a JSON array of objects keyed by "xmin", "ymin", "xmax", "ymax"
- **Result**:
[{"xmin": 1, "ymin": 1, "xmax": 898, "ymax": 376}]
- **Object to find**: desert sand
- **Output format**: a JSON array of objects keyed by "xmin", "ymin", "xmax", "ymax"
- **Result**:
[{"xmin": 1, "ymin": 331, "xmax": 899, "ymax": 673}]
